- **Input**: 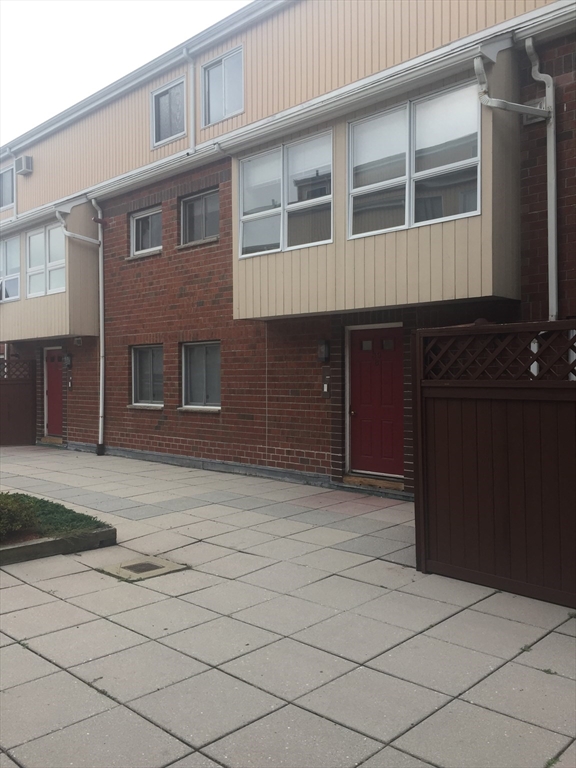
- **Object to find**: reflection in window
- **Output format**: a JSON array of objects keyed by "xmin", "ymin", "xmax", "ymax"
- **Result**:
[
  {"xmin": 352, "ymin": 186, "xmax": 406, "ymax": 235},
  {"xmin": 183, "ymin": 343, "xmax": 221, "ymax": 406},
  {"xmin": 133, "ymin": 346, "xmax": 163, "ymax": 404},
  {"xmin": 0, "ymin": 237, "xmax": 20, "ymax": 302},
  {"xmin": 153, "ymin": 80, "xmax": 185, "ymax": 145},
  {"xmin": 414, "ymin": 167, "xmax": 478, "ymax": 223},
  {"xmin": 132, "ymin": 210, "xmax": 162, "ymax": 256},
  {"xmin": 182, "ymin": 191, "xmax": 220, "ymax": 244}
]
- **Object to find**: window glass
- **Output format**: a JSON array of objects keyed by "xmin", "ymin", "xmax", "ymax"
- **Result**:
[
  {"xmin": 29, "ymin": 272, "xmax": 45, "ymax": 295},
  {"xmin": 204, "ymin": 50, "xmax": 243, "ymax": 125},
  {"xmin": 414, "ymin": 84, "xmax": 478, "ymax": 173},
  {"xmin": 6, "ymin": 238, "xmax": 19, "ymax": 274},
  {"xmin": 182, "ymin": 191, "xmax": 220, "ymax": 244},
  {"xmin": 287, "ymin": 135, "xmax": 332, "ymax": 204},
  {"xmin": 134, "ymin": 211, "xmax": 161, "ymax": 253},
  {"xmin": 287, "ymin": 203, "xmax": 331, "ymax": 247},
  {"xmin": 206, "ymin": 64, "xmax": 224, "ymax": 125},
  {"xmin": 4, "ymin": 277, "xmax": 18, "ymax": 299},
  {"xmin": 154, "ymin": 81, "xmax": 185, "ymax": 144},
  {"xmin": 184, "ymin": 343, "xmax": 221, "ymax": 406},
  {"xmin": 224, "ymin": 51, "xmax": 243, "ymax": 116},
  {"xmin": 242, "ymin": 151, "xmax": 281, "ymax": 216},
  {"xmin": 205, "ymin": 344, "xmax": 221, "ymax": 405},
  {"xmin": 242, "ymin": 215, "xmax": 281, "ymax": 256},
  {"xmin": 352, "ymin": 186, "xmax": 406, "ymax": 235},
  {"xmin": 48, "ymin": 267, "xmax": 65, "ymax": 292},
  {"xmin": 48, "ymin": 227, "xmax": 65, "ymax": 263},
  {"xmin": 184, "ymin": 198, "xmax": 203, "ymax": 244},
  {"xmin": 414, "ymin": 167, "xmax": 478, "ymax": 222},
  {"xmin": 205, "ymin": 192, "xmax": 220, "ymax": 238},
  {"xmin": 152, "ymin": 347, "xmax": 164, "ymax": 402},
  {"xmin": 352, "ymin": 110, "xmax": 406, "ymax": 188},
  {"xmin": 28, "ymin": 232, "xmax": 44, "ymax": 268},
  {"xmin": 0, "ymin": 169, "xmax": 14, "ymax": 208},
  {"xmin": 134, "ymin": 347, "xmax": 163, "ymax": 404}
]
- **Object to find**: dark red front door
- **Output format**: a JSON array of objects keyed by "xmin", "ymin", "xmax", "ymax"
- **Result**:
[
  {"xmin": 350, "ymin": 328, "xmax": 404, "ymax": 476},
  {"xmin": 45, "ymin": 350, "xmax": 63, "ymax": 436}
]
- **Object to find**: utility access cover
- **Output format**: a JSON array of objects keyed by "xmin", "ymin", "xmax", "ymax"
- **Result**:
[{"xmin": 101, "ymin": 555, "xmax": 186, "ymax": 581}]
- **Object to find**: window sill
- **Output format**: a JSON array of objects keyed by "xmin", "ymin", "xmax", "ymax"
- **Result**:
[
  {"xmin": 127, "ymin": 404, "xmax": 164, "ymax": 410},
  {"xmin": 126, "ymin": 249, "xmax": 163, "ymax": 261},
  {"xmin": 176, "ymin": 236, "xmax": 219, "ymax": 251},
  {"xmin": 178, "ymin": 406, "xmax": 221, "ymax": 413}
]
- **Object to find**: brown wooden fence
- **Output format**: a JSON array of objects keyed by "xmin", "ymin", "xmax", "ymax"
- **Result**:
[
  {"xmin": 0, "ymin": 360, "xmax": 37, "ymax": 446},
  {"xmin": 414, "ymin": 320, "xmax": 576, "ymax": 608}
]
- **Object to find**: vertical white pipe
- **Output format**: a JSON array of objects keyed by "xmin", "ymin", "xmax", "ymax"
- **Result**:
[{"xmin": 91, "ymin": 198, "xmax": 105, "ymax": 454}]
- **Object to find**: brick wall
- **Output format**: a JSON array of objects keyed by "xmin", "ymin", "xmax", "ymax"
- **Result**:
[{"xmin": 520, "ymin": 35, "xmax": 576, "ymax": 321}]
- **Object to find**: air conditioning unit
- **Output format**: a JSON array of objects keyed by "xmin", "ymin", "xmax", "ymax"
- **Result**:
[{"xmin": 15, "ymin": 156, "xmax": 33, "ymax": 176}]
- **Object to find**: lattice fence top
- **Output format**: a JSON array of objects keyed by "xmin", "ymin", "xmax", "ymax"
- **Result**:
[
  {"xmin": 0, "ymin": 360, "xmax": 35, "ymax": 381},
  {"xmin": 423, "ymin": 327, "xmax": 576, "ymax": 382}
]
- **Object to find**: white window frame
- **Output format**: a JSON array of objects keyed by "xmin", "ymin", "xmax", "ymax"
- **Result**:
[
  {"xmin": 202, "ymin": 46, "xmax": 244, "ymax": 127},
  {"xmin": 132, "ymin": 345, "xmax": 164, "ymax": 405},
  {"xmin": 26, "ymin": 224, "xmax": 66, "ymax": 298},
  {"xmin": 239, "ymin": 132, "xmax": 333, "ymax": 259},
  {"xmin": 0, "ymin": 167, "xmax": 15, "ymax": 210},
  {"xmin": 181, "ymin": 189, "xmax": 220, "ymax": 245},
  {"xmin": 348, "ymin": 82, "xmax": 480, "ymax": 240},
  {"xmin": 150, "ymin": 76, "xmax": 186, "ymax": 148},
  {"xmin": 130, "ymin": 208, "xmax": 162, "ymax": 258},
  {"xmin": 0, "ymin": 236, "xmax": 20, "ymax": 302},
  {"xmin": 181, "ymin": 341, "xmax": 222, "ymax": 410}
]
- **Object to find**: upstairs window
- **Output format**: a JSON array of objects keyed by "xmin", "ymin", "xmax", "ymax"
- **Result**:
[
  {"xmin": 0, "ymin": 168, "xmax": 14, "ymax": 209},
  {"xmin": 27, "ymin": 225, "xmax": 65, "ymax": 297},
  {"xmin": 131, "ymin": 209, "xmax": 162, "ymax": 257},
  {"xmin": 183, "ymin": 342, "xmax": 221, "ymax": 407},
  {"xmin": 152, "ymin": 78, "xmax": 185, "ymax": 146},
  {"xmin": 132, "ymin": 346, "xmax": 163, "ymax": 404},
  {"xmin": 349, "ymin": 83, "xmax": 479, "ymax": 238},
  {"xmin": 203, "ymin": 48, "xmax": 243, "ymax": 126},
  {"xmin": 0, "ymin": 237, "xmax": 20, "ymax": 301},
  {"xmin": 240, "ymin": 132, "xmax": 333, "ymax": 257},
  {"xmin": 181, "ymin": 190, "xmax": 220, "ymax": 245}
]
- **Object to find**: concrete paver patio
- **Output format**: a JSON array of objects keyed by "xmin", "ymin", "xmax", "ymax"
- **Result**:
[{"xmin": 1, "ymin": 446, "xmax": 574, "ymax": 768}]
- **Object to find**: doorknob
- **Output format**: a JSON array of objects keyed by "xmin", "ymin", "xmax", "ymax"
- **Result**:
[{"xmin": 350, "ymin": 410, "xmax": 356, "ymax": 416}]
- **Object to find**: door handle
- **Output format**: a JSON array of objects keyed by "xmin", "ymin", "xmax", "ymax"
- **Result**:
[{"xmin": 350, "ymin": 410, "xmax": 356, "ymax": 416}]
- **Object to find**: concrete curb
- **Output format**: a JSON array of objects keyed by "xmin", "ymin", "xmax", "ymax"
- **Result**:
[{"xmin": 0, "ymin": 527, "xmax": 117, "ymax": 566}]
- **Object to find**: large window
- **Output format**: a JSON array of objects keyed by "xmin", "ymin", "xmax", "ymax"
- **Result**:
[
  {"xmin": 131, "ymin": 209, "xmax": 162, "ymax": 257},
  {"xmin": 0, "ymin": 237, "xmax": 20, "ymax": 302},
  {"xmin": 132, "ymin": 346, "xmax": 163, "ymax": 404},
  {"xmin": 152, "ymin": 78, "xmax": 185, "ymax": 146},
  {"xmin": 183, "ymin": 342, "xmax": 221, "ymax": 407},
  {"xmin": 0, "ymin": 168, "xmax": 14, "ymax": 209},
  {"xmin": 240, "ymin": 133, "xmax": 332, "ymax": 257},
  {"xmin": 26, "ymin": 225, "xmax": 65, "ymax": 297},
  {"xmin": 349, "ymin": 83, "xmax": 479, "ymax": 238},
  {"xmin": 181, "ymin": 190, "xmax": 220, "ymax": 245},
  {"xmin": 203, "ymin": 49, "xmax": 243, "ymax": 126}
]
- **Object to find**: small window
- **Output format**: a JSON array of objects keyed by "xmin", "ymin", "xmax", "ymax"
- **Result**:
[
  {"xmin": 203, "ymin": 48, "xmax": 243, "ymax": 126},
  {"xmin": 0, "ymin": 236, "xmax": 20, "ymax": 301},
  {"xmin": 26, "ymin": 224, "xmax": 65, "ymax": 297},
  {"xmin": 152, "ymin": 79, "xmax": 185, "ymax": 146},
  {"xmin": 133, "ymin": 346, "xmax": 163, "ymax": 404},
  {"xmin": 181, "ymin": 190, "xmax": 220, "ymax": 244},
  {"xmin": 183, "ymin": 342, "xmax": 221, "ymax": 407},
  {"xmin": 131, "ymin": 209, "xmax": 162, "ymax": 257},
  {"xmin": 0, "ymin": 168, "xmax": 14, "ymax": 209}
]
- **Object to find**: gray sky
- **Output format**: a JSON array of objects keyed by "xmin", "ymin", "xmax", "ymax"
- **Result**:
[{"xmin": 0, "ymin": 0, "xmax": 252, "ymax": 146}]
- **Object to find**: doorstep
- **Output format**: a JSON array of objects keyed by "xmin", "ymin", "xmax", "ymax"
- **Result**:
[{"xmin": 343, "ymin": 473, "xmax": 405, "ymax": 492}]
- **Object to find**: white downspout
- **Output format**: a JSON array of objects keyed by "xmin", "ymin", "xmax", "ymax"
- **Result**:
[
  {"xmin": 55, "ymin": 211, "xmax": 100, "ymax": 246},
  {"xmin": 90, "ymin": 199, "xmax": 105, "ymax": 455},
  {"xmin": 183, "ymin": 48, "xmax": 196, "ymax": 153},
  {"xmin": 474, "ymin": 37, "xmax": 557, "ymax": 321}
]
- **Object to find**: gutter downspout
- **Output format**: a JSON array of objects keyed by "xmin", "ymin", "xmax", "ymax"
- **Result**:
[
  {"xmin": 55, "ymin": 211, "xmax": 100, "ymax": 246},
  {"xmin": 474, "ymin": 37, "xmax": 557, "ymax": 320},
  {"xmin": 183, "ymin": 48, "xmax": 196, "ymax": 153},
  {"xmin": 90, "ymin": 199, "xmax": 105, "ymax": 455}
]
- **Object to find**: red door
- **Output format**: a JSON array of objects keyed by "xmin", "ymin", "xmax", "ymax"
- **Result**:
[
  {"xmin": 45, "ymin": 350, "xmax": 63, "ymax": 436},
  {"xmin": 350, "ymin": 328, "xmax": 404, "ymax": 476}
]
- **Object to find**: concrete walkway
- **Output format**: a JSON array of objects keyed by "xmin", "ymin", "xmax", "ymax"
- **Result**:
[{"xmin": 1, "ymin": 446, "xmax": 574, "ymax": 768}]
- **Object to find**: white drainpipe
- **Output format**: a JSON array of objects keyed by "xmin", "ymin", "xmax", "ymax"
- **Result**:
[
  {"xmin": 474, "ymin": 37, "xmax": 557, "ymax": 320},
  {"xmin": 90, "ymin": 199, "xmax": 105, "ymax": 455}
]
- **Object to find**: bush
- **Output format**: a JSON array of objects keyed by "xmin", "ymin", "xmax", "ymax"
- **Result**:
[{"xmin": 0, "ymin": 493, "xmax": 38, "ymax": 539}]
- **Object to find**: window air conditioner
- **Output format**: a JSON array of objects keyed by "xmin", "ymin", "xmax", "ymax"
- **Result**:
[{"xmin": 15, "ymin": 156, "xmax": 33, "ymax": 175}]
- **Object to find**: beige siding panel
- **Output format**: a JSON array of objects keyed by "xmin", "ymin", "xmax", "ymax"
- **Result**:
[
  {"xmin": 384, "ymin": 232, "xmax": 397, "ymax": 307},
  {"xmin": 406, "ymin": 228, "xmax": 419, "ymax": 304},
  {"xmin": 364, "ymin": 236, "xmax": 375, "ymax": 308},
  {"xmin": 1, "ymin": 208, "xmax": 14, "ymax": 221},
  {"xmin": 429, "ymin": 223, "xmax": 444, "ymax": 303},
  {"xmin": 442, "ymin": 220, "xmax": 456, "ymax": 300},
  {"xmin": 418, "ymin": 226, "xmax": 431, "ymax": 304},
  {"xmin": 454, "ymin": 218, "xmax": 469, "ymax": 299},
  {"xmin": 67, "ymin": 204, "xmax": 99, "ymax": 336},
  {"xmin": 374, "ymin": 235, "xmax": 386, "ymax": 308},
  {"xmin": 468, "ymin": 214, "xmax": 482, "ymax": 296},
  {"xmin": 354, "ymin": 237, "xmax": 365, "ymax": 308},
  {"xmin": 395, "ymin": 230, "xmax": 408, "ymax": 306},
  {"xmin": 1, "ymin": 292, "xmax": 68, "ymax": 342},
  {"xmin": 18, "ymin": 65, "xmax": 189, "ymax": 212},
  {"xmin": 481, "ymin": 104, "xmax": 494, "ymax": 296}
]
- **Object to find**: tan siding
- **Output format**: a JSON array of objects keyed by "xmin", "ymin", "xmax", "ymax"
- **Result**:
[
  {"xmin": 1, "ymin": 291, "xmax": 69, "ymax": 341},
  {"xmin": 17, "ymin": 65, "xmax": 189, "ymax": 213},
  {"xmin": 67, "ymin": 204, "xmax": 99, "ymax": 336}
]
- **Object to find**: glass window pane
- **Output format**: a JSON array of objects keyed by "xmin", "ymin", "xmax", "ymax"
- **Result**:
[
  {"xmin": 352, "ymin": 110, "xmax": 407, "ymax": 188},
  {"xmin": 242, "ymin": 151, "xmax": 281, "ymax": 215},
  {"xmin": 0, "ymin": 169, "xmax": 14, "ymax": 207},
  {"xmin": 152, "ymin": 347, "xmax": 163, "ymax": 402},
  {"xmin": 169, "ymin": 82, "xmax": 185, "ymax": 136},
  {"xmin": 48, "ymin": 267, "xmax": 65, "ymax": 292},
  {"xmin": 287, "ymin": 135, "xmax": 332, "ymax": 204},
  {"xmin": 205, "ymin": 192, "xmax": 220, "ymax": 238},
  {"xmin": 183, "ymin": 199, "xmax": 203, "ymax": 243},
  {"xmin": 186, "ymin": 345, "xmax": 205, "ymax": 404},
  {"xmin": 6, "ymin": 237, "xmax": 19, "ymax": 274},
  {"xmin": 4, "ymin": 277, "xmax": 19, "ymax": 299},
  {"xmin": 224, "ymin": 51, "xmax": 243, "ymax": 116},
  {"xmin": 136, "ymin": 350, "xmax": 151, "ymax": 402},
  {"xmin": 414, "ymin": 167, "xmax": 478, "ymax": 222},
  {"xmin": 48, "ymin": 227, "xmax": 65, "ymax": 263},
  {"xmin": 206, "ymin": 63, "xmax": 224, "ymax": 125},
  {"xmin": 242, "ymin": 214, "xmax": 281, "ymax": 255},
  {"xmin": 135, "ymin": 212, "xmax": 161, "ymax": 252},
  {"xmin": 287, "ymin": 202, "xmax": 331, "ymax": 247},
  {"xmin": 205, "ymin": 345, "xmax": 221, "ymax": 405},
  {"xmin": 29, "ymin": 272, "xmax": 45, "ymax": 295},
  {"xmin": 28, "ymin": 232, "xmax": 44, "ymax": 268},
  {"xmin": 156, "ymin": 91, "xmax": 171, "ymax": 142},
  {"xmin": 352, "ymin": 186, "xmax": 406, "ymax": 235},
  {"xmin": 415, "ymin": 85, "xmax": 478, "ymax": 173}
]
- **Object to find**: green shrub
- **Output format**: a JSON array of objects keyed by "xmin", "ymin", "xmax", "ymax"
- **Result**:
[{"xmin": 0, "ymin": 493, "xmax": 38, "ymax": 539}]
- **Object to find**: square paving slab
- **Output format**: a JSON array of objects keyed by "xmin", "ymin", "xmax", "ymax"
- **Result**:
[
  {"xmin": 0, "ymin": 601, "xmax": 96, "ymax": 641},
  {"xmin": 240, "ymin": 561, "xmax": 328, "ymax": 592},
  {"xmin": 291, "ymin": 574, "xmax": 388, "ymax": 610},
  {"xmin": 232, "ymin": 595, "xmax": 338, "ymax": 635},
  {"xmin": 353, "ymin": 590, "xmax": 461, "ymax": 631},
  {"xmin": 0, "ymin": 644, "xmax": 59, "ymax": 690},
  {"xmin": 470, "ymin": 592, "xmax": 573, "ymax": 629},
  {"xmin": 360, "ymin": 747, "xmax": 434, "ymax": 767},
  {"xmin": 69, "ymin": 582, "xmax": 167, "ymax": 616},
  {"xmin": 180, "ymin": 580, "xmax": 277, "ymax": 614},
  {"xmin": 0, "ymin": 584, "xmax": 57, "ymax": 613},
  {"xmin": 397, "ymin": 573, "xmax": 496, "ymax": 606},
  {"xmin": 515, "ymin": 631, "xmax": 576, "ymax": 679},
  {"xmin": 110, "ymin": 598, "xmax": 219, "ymax": 638},
  {"xmin": 204, "ymin": 704, "xmax": 381, "ymax": 768}
]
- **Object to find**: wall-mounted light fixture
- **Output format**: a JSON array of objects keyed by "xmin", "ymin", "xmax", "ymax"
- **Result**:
[
  {"xmin": 317, "ymin": 340, "xmax": 330, "ymax": 363},
  {"xmin": 63, "ymin": 354, "xmax": 73, "ymax": 369}
]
